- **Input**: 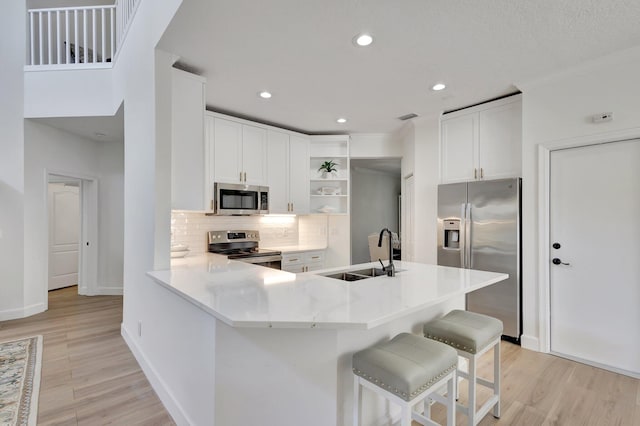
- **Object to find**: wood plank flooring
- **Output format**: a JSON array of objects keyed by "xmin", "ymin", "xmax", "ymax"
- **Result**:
[
  {"xmin": 1, "ymin": 287, "xmax": 638, "ymax": 425},
  {"xmin": 0, "ymin": 287, "xmax": 174, "ymax": 426}
]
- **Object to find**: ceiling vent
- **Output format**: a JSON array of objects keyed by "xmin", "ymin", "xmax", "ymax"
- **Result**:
[{"xmin": 397, "ymin": 113, "xmax": 418, "ymax": 121}]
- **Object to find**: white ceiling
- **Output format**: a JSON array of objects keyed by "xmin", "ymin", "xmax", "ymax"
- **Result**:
[
  {"xmin": 158, "ymin": 0, "xmax": 640, "ymax": 134},
  {"xmin": 32, "ymin": 104, "xmax": 124, "ymax": 143}
]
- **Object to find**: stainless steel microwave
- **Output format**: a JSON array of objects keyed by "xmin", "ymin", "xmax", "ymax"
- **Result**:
[{"xmin": 213, "ymin": 183, "xmax": 269, "ymax": 215}]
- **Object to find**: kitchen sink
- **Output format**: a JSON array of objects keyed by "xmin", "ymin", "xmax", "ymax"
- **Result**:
[{"xmin": 321, "ymin": 267, "xmax": 404, "ymax": 281}]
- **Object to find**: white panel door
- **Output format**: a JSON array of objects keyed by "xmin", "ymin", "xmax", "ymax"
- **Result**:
[
  {"xmin": 289, "ymin": 135, "xmax": 310, "ymax": 214},
  {"xmin": 550, "ymin": 139, "xmax": 640, "ymax": 375},
  {"xmin": 48, "ymin": 183, "xmax": 80, "ymax": 290},
  {"xmin": 441, "ymin": 113, "xmax": 477, "ymax": 183},
  {"xmin": 267, "ymin": 130, "xmax": 289, "ymax": 214},
  {"xmin": 242, "ymin": 125, "xmax": 267, "ymax": 185},
  {"xmin": 214, "ymin": 118, "xmax": 242, "ymax": 184}
]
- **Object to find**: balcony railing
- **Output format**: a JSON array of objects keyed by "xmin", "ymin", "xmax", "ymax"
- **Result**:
[{"xmin": 26, "ymin": 0, "xmax": 139, "ymax": 70}]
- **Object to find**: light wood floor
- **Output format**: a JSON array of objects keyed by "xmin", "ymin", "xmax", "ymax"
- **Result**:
[
  {"xmin": 0, "ymin": 287, "xmax": 174, "ymax": 426},
  {"xmin": 1, "ymin": 288, "xmax": 638, "ymax": 426}
]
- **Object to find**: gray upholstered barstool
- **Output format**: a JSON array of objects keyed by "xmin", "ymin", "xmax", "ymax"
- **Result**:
[
  {"xmin": 352, "ymin": 333, "xmax": 457, "ymax": 426},
  {"xmin": 423, "ymin": 310, "xmax": 503, "ymax": 426}
]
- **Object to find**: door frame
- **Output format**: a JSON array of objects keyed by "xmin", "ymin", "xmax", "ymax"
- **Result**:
[
  {"xmin": 45, "ymin": 170, "xmax": 99, "ymax": 309},
  {"xmin": 536, "ymin": 128, "xmax": 640, "ymax": 353}
]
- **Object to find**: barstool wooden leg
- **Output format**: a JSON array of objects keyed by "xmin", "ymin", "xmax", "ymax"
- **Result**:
[
  {"xmin": 446, "ymin": 374, "xmax": 455, "ymax": 426},
  {"xmin": 353, "ymin": 376, "xmax": 361, "ymax": 426},
  {"xmin": 401, "ymin": 405, "xmax": 412, "ymax": 426},
  {"xmin": 493, "ymin": 342, "xmax": 501, "ymax": 418},
  {"xmin": 467, "ymin": 354, "xmax": 476, "ymax": 426}
]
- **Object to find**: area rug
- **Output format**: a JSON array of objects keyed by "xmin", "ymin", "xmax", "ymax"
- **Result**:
[{"xmin": 0, "ymin": 336, "xmax": 42, "ymax": 426}]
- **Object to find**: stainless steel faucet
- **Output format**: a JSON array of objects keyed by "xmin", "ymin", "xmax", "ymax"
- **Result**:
[{"xmin": 377, "ymin": 228, "xmax": 395, "ymax": 277}]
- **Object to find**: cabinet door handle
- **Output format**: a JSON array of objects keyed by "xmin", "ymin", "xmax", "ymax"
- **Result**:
[
  {"xmin": 240, "ymin": 171, "xmax": 243, "ymax": 182},
  {"xmin": 244, "ymin": 172, "xmax": 247, "ymax": 182},
  {"xmin": 289, "ymin": 258, "xmax": 299, "ymax": 262},
  {"xmin": 291, "ymin": 202, "xmax": 294, "ymax": 212},
  {"xmin": 210, "ymin": 199, "xmax": 214, "ymax": 210},
  {"xmin": 480, "ymin": 168, "xmax": 484, "ymax": 179},
  {"xmin": 311, "ymin": 256, "xmax": 320, "ymax": 260},
  {"xmin": 474, "ymin": 168, "xmax": 477, "ymax": 179}
]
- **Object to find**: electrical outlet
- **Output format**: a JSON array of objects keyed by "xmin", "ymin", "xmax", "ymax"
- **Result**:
[{"xmin": 138, "ymin": 321, "xmax": 142, "ymax": 337}]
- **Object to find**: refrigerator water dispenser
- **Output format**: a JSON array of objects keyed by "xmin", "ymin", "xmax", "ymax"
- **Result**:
[{"xmin": 443, "ymin": 219, "xmax": 460, "ymax": 249}]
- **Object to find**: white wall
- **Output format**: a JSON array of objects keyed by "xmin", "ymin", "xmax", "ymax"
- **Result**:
[
  {"xmin": 350, "ymin": 133, "xmax": 402, "ymax": 158},
  {"xmin": 350, "ymin": 165, "xmax": 400, "ymax": 264},
  {"xmin": 23, "ymin": 120, "xmax": 124, "ymax": 304},
  {"xmin": 518, "ymin": 46, "xmax": 640, "ymax": 350},
  {"xmin": 0, "ymin": 0, "xmax": 26, "ymax": 320},
  {"xmin": 400, "ymin": 116, "xmax": 440, "ymax": 264},
  {"xmin": 24, "ymin": 69, "xmax": 118, "ymax": 118}
]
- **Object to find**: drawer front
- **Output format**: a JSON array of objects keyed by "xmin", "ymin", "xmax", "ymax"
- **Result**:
[
  {"xmin": 282, "ymin": 253, "xmax": 304, "ymax": 266},
  {"xmin": 304, "ymin": 251, "xmax": 324, "ymax": 264},
  {"xmin": 282, "ymin": 264, "xmax": 306, "ymax": 273}
]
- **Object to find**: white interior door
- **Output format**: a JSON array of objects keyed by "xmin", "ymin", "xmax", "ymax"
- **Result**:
[
  {"xmin": 550, "ymin": 139, "xmax": 640, "ymax": 376},
  {"xmin": 48, "ymin": 183, "xmax": 80, "ymax": 291}
]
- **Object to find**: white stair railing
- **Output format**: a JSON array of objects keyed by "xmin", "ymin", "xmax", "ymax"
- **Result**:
[
  {"xmin": 27, "ymin": 0, "xmax": 140, "ymax": 69},
  {"xmin": 115, "ymin": 0, "xmax": 140, "ymax": 53},
  {"xmin": 28, "ymin": 5, "xmax": 116, "ymax": 68}
]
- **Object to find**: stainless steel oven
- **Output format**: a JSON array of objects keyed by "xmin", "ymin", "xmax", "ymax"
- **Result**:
[
  {"xmin": 208, "ymin": 230, "xmax": 282, "ymax": 270},
  {"xmin": 213, "ymin": 183, "xmax": 269, "ymax": 215}
]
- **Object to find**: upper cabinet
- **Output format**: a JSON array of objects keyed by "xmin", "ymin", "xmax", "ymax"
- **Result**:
[
  {"xmin": 212, "ymin": 118, "xmax": 267, "ymax": 185},
  {"xmin": 440, "ymin": 94, "xmax": 522, "ymax": 184},
  {"xmin": 309, "ymin": 135, "xmax": 350, "ymax": 214},
  {"xmin": 171, "ymin": 68, "xmax": 207, "ymax": 211},
  {"xmin": 267, "ymin": 131, "xmax": 310, "ymax": 214}
]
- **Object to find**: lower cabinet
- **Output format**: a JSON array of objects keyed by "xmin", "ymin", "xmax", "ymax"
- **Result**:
[{"xmin": 281, "ymin": 250, "xmax": 325, "ymax": 273}]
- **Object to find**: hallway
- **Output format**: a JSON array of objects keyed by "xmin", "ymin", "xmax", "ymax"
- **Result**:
[{"xmin": 0, "ymin": 287, "xmax": 173, "ymax": 425}]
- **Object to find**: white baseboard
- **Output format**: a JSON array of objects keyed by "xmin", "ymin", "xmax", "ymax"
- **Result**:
[
  {"xmin": 0, "ymin": 303, "xmax": 45, "ymax": 321},
  {"xmin": 92, "ymin": 286, "xmax": 123, "ymax": 296},
  {"xmin": 520, "ymin": 334, "xmax": 540, "ymax": 351},
  {"xmin": 120, "ymin": 324, "xmax": 192, "ymax": 426}
]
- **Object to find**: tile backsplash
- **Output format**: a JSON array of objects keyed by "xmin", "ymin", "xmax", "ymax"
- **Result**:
[{"xmin": 171, "ymin": 212, "xmax": 325, "ymax": 253}]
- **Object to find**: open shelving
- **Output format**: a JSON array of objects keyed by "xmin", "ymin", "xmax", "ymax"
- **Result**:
[{"xmin": 309, "ymin": 135, "xmax": 350, "ymax": 214}]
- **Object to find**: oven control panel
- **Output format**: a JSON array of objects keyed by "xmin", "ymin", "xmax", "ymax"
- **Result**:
[{"xmin": 208, "ymin": 230, "xmax": 260, "ymax": 244}]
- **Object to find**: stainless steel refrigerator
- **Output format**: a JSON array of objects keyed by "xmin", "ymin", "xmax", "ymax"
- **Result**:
[{"xmin": 437, "ymin": 178, "xmax": 521, "ymax": 341}]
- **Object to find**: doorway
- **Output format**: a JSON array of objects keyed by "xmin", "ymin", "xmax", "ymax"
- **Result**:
[
  {"xmin": 549, "ymin": 139, "xmax": 640, "ymax": 377},
  {"xmin": 46, "ymin": 172, "xmax": 98, "ymax": 304},
  {"xmin": 48, "ymin": 179, "xmax": 80, "ymax": 290},
  {"xmin": 350, "ymin": 158, "xmax": 401, "ymax": 264}
]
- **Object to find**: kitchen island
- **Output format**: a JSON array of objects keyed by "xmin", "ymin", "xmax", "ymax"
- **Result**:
[{"xmin": 142, "ymin": 255, "xmax": 507, "ymax": 425}]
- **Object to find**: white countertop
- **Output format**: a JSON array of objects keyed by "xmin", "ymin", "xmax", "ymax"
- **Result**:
[
  {"xmin": 261, "ymin": 244, "xmax": 327, "ymax": 253},
  {"xmin": 150, "ymin": 255, "xmax": 507, "ymax": 329}
]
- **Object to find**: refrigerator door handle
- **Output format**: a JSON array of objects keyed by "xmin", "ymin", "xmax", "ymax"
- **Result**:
[
  {"xmin": 460, "ymin": 203, "xmax": 467, "ymax": 267},
  {"xmin": 466, "ymin": 203, "xmax": 472, "ymax": 268}
]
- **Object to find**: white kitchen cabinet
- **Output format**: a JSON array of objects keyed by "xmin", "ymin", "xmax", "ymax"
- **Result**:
[
  {"xmin": 171, "ymin": 68, "xmax": 207, "ymax": 211},
  {"xmin": 267, "ymin": 131, "xmax": 310, "ymax": 214},
  {"xmin": 440, "ymin": 94, "xmax": 521, "ymax": 184},
  {"xmin": 281, "ymin": 250, "xmax": 325, "ymax": 273},
  {"xmin": 212, "ymin": 117, "xmax": 267, "ymax": 185},
  {"xmin": 242, "ymin": 125, "xmax": 267, "ymax": 185},
  {"xmin": 288, "ymin": 135, "xmax": 310, "ymax": 214}
]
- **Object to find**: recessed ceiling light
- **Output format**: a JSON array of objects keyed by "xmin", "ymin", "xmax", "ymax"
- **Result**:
[
  {"xmin": 336, "ymin": 118, "xmax": 347, "ymax": 124},
  {"xmin": 354, "ymin": 34, "xmax": 373, "ymax": 47},
  {"xmin": 259, "ymin": 91, "xmax": 272, "ymax": 99},
  {"xmin": 432, "ymin": 83, "xmax": 446, "ymax": 91}
]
